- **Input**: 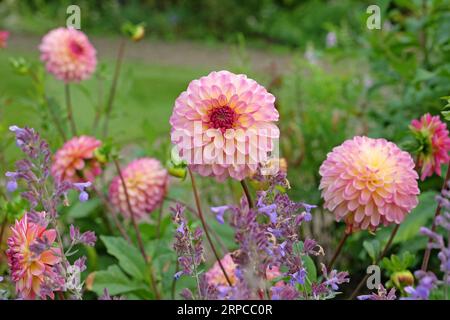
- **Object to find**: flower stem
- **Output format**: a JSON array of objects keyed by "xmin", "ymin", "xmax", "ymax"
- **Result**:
[
  {"xmin": 64, "ymin": 84, "xmax": 77, "ymax": 136},
  {"xmin": 165, "ymin": 196, "xmax": 228, "ymax": 253},
  {"xmin": 326, "ymin": 230, "xmax": 350, "ymax": 271},
  {"xmin": 349, "ymin": 224, "xmax": 400, "ymax": 299},
  {"xmin": 91, "ymin": 184, "xmax": 131, "ymax": 244},
  {"xmin": 102, "ymin": 38, "xmax": 126, "ymax": 139},
  {"xmin": 421, "ymin": 166, "xmax": 450, "ymax": 271},
  {"xmin": 188, "ymin": 167, "xmax": 233, "ymax": 286},
  {"xmin": 113, "ymin": 158, "xmax": 161, "ymax": 299},
  {"xmin": 240, "ymin": 179, "xmax": 254, "ymax": 208}
]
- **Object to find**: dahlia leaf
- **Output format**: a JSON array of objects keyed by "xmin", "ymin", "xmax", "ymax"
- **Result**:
[
  {"xmin": 101, "ymin": 236, "xmax": 148, "ymax": 281},
  {"xmin": 91, "ymin": 265, "xmax": 148, "ymax": 296}
]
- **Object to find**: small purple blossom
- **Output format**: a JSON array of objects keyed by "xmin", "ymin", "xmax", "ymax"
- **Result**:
[
  {"xmin": 69, "ymin": 224, "xmax": 96, "ymax": 246},
  {"xmin": 358, "ymin": 285, "xmax": 396, "ymax": 300},
  {"xmin": 211, "ymin": 205, "xmax": 231, "ymax": 224},
  {"xmin": 404, "ymin": 271, "xmax": 438, "ymax": 300},
  {"xmin": 73, "ymin": 182, "xmax": 91, "ymax": 202}
]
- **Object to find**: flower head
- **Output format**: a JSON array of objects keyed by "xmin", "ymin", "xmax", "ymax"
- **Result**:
[
  {"xmin": 410, "ymin": 113, "xmax": 450, "ymax": 181},
  {"xmin": 51, "ymin": 136, "xmax": 102, "ymax": 183},
  {"xmin": 39, "ymin": 27, "xmax": 97, "ymax": 82},
  {"xmin": 319, "ymin": 136, "xmax": 419, "ymax": 232},
  {"xmin": 0, "ymin": 30, "xmax": 9, "ymax": 48},
  {"xmin": 109, "ymin": 158, "xmax": 168, "ymax": 221},
  {"xmin": 6, "ymin": 214, "xmax": 61, "ymax": 299},
  {"xmin": 170, "ymin": 70, "xmax": 279, "ymax": 182}
]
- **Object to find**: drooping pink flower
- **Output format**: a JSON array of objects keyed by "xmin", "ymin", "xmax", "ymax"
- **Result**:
[
  {"xmin": 0, "ymin": 30, "xmax": 9, "ymax": 48},
  {"xmin": 410, "ymin": 113, "xmax": 450, "ymax": 181},
  {"xmin": 319, "ymin": 136, "xmax": 419, "ymax": 232},
  {"xmin": 6, "ymin": 214, "xmax": 61, "ymax": 300},
  {"xmin": 109, "ymin": 158, "xmax": 168, "ymax": 221},
  {"xmin": 39, "ymin": 27, "xmax": 97, "ymax": 82},
  {"xmin": 170, "ymin": 70, "xmax": 280, "ymax": 182},
  {"xmin": 51, "ymin": 136, "xmax": 102, "ymax": 183}
]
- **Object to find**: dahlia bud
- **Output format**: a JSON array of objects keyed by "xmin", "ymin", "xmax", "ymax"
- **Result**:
[
  {"xmin": 391, "ymin": 270, "xmax": 414, "ymax": 289},
  {"xmin": 122, "ymin": 22, "xmax": 145, "ymax": 42}
]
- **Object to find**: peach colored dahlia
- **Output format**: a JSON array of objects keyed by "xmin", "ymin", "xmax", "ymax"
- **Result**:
[
  {"xmin": 51, "ymin": 136, "xmax": 102, "ymax": 183},
  {"xmin": 6, "ymin": 214, "xmax": 61, "ymax": 300},
  {"xmin": 39, "ymin": 27, "xmax": 96, "ymax": 82},
  {"xmin": 109, "ymin": 158, "xmax": 168, "ymax": 221},
  {"xmin": 319, "ymin": 136, "xmax": 419, "ymax": 232},
  {"xmin": 410, "ymin": 113, "xmax": 450, "ymax": 181},
  {"xmin": 205, "ymin": 253, "xmax": 281, "ymax": 287},
  {"xmin": 170, "ymin": 70, "xmax": 280, "ymax": 182}
]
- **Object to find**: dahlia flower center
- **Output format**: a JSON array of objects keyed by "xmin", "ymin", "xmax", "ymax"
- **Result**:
[
  {"xmin": 208, "ymin": 106, "xmax": 236, "ymax": 130},
  {"xmin": 69, "ymin": 40, "xmax": 84, "ymax": 57}
]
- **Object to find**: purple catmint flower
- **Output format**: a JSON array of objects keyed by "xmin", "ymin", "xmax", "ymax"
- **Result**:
[
  {"xmin": 171, "ymin": 203, "xmax": 204, "ymax": 279},
  {"xmin": 69, "ymin": 225, "xmax": 96, "ymax": 246},
  {"xmin": 99, "ymin": 288, "xmax": 125, "ymax": 300},
  {"xmin": 258, "ymin": 204, "xmax": 278, "ymax": 224},
  {"xmin": 73, "ymin": 182, "xmax": 91, "ymax": 202},
  {"xmin": 291, "ymin": 268, "xmax": 307, "ymax": 285},
  {"xmin": 271, "ymin": 285, "xmax": 300, "ymax": 300},
  {"xmin": 74, "ymin": 256, "xmax": 87, "ymax": 272},
  {"xmin": 326, "ymin": 31, "xmax": 337, "ymax": 48},
  {"xmin": 321, "ymin": 264, "xmax": 350, "ymax": 291},
  {"xmin": 404, "ymin": 271, "xmax": 438, "ymax": 300},
  {"xmin": 211, "ymin": 205, "xmax": 231, "ymax": 224},
  {"xmin": 358, "ymin": 285, "xmax": 396, "ymax": 300}
]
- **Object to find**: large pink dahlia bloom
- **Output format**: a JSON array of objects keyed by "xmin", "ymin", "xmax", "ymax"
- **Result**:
[
  {"xmin": 0, "ymin": 30, "xmax": 9, "ymax": 48},
  {"xmin": 39, "ymin": 27, "xmax": 97, "ymax": 82},
  {"xmin": 6, "ymin": 214, "xmax": 61, "ymax": 300},
  {"xmin": 319, "ymin": 136, "xmax": 419, "ymax": 232},
  {"xmin": 170, "ymin": 70, "xmax": 280, "ymax": 182},
  {"xmin": 410, "ymin": 113, "xmax": 450, "ymax": 181},
  {"xmin": 109, "ymin": 158, "xmax": 169, "ymax": 221},
  {"xmin": 51, "ymin": 136, "xmax": 102, "ymax": 183}
]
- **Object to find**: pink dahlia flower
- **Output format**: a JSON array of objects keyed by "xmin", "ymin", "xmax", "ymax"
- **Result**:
[
  {"xmin": 319, "ymin": 136, "xmax": 419, "ymax": 232},
  {"xmin": 109, "ymin": 158, "xmax": 168, "ymax": 221},
  {"xmin": 170, "ymin": 70, "xmax": 280, "ymax": 182},
  {"xmin": 205, "ymin": 253, "xmax": 281, "ymax": 287},
  {"xmin": 6, "ymin": 214, "xmax": 61, "ymax": 300},
  {"xmin": 39, "ymin": 27, "xmax": 97, "ymax": 82},
  {"xmin": 51, "ymin": 136, "xmax": 102, "ymax": 183},
  {"xmin": 410, "ymin": 113, "xmax": 450, "ymax": 181},
  {"xmin": 0, "ymin": 30, "xmax": 9, "ymax": 48}
]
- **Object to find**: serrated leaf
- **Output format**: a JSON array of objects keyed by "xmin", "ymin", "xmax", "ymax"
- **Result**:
[
  {"xmin": 101, "ymin": 236, "xmax": 147, "ymax": 281},
  {"xmin": 91, "ymin": 265, "xmax": 148, "ymax": 296}
]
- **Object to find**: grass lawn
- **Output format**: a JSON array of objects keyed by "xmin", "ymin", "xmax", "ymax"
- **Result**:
[{"xmin": 0, "ymin": 48, "xmax": 211, "ymax": 147}]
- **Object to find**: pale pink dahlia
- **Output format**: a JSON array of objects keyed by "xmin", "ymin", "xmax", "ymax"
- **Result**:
[
  {"xmin": 205, "ymin": 253, "xmax": 281, "ymax": 287},
  {"xmin": 319, "ymin": 136, "xmax": 419, "ymax": 232},
  {"xmin": 109, "ymin": 158, "xmax": 169, "ymax": 221},
  {"xmin": 51, "ymin": 136, "xmax": 102, "ymax": 183},
  {"xmin": 170, "ymin": 70, "xmax": 280, "ymax": 182},
  {"xmin": 39, "ymin": 27, "xmax": 97, "ymax": 82},
  {"xmin": 6, "ymin": 214, "xmax": 61, "ymax": 300},
  {"xmin": 410, "ymin": 113, "xmax": 450, "ymax": 181},
  {"xmin": 0, "ymin": 30, "xmax": 9, "ymax": 48}
]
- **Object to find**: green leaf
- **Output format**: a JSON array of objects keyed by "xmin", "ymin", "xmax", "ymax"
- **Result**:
[
  {"xmin": 67, "ymin": 198, "xmax": 100, "ymax": 218},
  {"xmin": 303, "ymin": 255, "xmax": 317, "ymax": 282},
  {"xmin": 101, "ymin": 236, "xmax": 147, "ymax": 281},
  {"xmin": 91, "ymin": 265, "xmax": 148, "ymax": 296},
  {"xmin": 363, "ymin": 240, "xmax": 380, "ymax": 262},
  {"xmin": 394, "ymin": 191, "xmax": 438, "ymax": 244}
]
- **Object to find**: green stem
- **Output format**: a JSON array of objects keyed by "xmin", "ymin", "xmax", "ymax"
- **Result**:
[
  {"xmin": 113, "ymin": 158, "xmax": 161, "ymax": 299},
  {"xmin": 102, "ymin": 38, "xmax": 126, "ymax": 138},
  {"xmin": 64, "ymin": 84, "xmax": 77, "ymax": 136},
  {"xmin": 421, "ymin": 166, "xmax": 450, "ymax": 271},
  {"xmin": 327, "ymin": 230, "xmax": 350, "ymax": 271},
  {"xmin": 349, "ymin": 224, "xmax": 400, "ymax": 299},
  {"xmin": 240, "ymin": 179, "xmax": 254, "ymax": 208},
  {"xmin": 188, "ymin": 167, "xmax": 233, "ymax": 286}
]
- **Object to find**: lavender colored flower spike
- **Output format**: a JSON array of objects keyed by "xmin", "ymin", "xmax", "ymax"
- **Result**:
[
  {"xmin": 79, "ymin": 230, "xmax": 96, "ymax": 246},
  {"xmin": 358, "ymin": 285, "xmax": 396, "ymax": 300},
  {"xmin": 258, "ymin": 204, "xmax": 278, "ymax": 224}
]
